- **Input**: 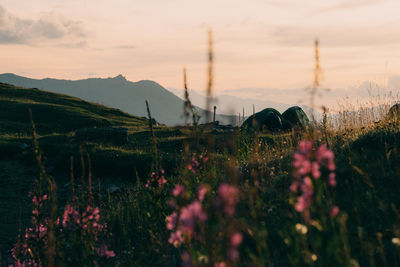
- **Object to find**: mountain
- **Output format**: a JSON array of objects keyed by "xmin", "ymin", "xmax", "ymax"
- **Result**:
[{"xmin": 0, "ymin": 73, "xmax": 237, "ymax": 125}]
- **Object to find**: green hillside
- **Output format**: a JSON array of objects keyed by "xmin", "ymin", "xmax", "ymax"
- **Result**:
[
  {"xmin": 0, "ymin": 82, "xmax": 173, "ymax": 180},
  {"xmin": 0, "ymin": 82, "xmax": 148, "ymax": 135}
]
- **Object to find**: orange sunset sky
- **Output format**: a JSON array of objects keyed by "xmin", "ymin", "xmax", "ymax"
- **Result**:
[{"xmin": 1, "ymin": 0, "xmax": 400, "ymax": 97}]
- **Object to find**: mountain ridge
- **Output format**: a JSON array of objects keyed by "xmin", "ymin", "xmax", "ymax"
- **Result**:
[{"xmin": 0, "ymin": 73, "xmax": 237, "ymax": 125}]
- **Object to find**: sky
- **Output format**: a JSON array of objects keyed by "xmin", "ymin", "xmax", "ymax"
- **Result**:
[{"xmin": 1, "ymin": 0, "xmax": 400, "ymax": 101}]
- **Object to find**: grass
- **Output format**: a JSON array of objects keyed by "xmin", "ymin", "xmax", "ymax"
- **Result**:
[{"xmin": 1, "ymin": 77, "xmax": 400, "ymax": 266}]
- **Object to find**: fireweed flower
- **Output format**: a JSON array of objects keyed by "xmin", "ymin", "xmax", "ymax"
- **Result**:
[
  {"xmin": 187, "ymin": 152, "xmax": 208, "ymax": 173},
  {"xmin": 95, "ymin": 243, "xmax": 116, "ymax": 258},
  {"xmin": 179, "ymin": 201, "xmax": 207, "ymax": 236},
  {"xmin": 188, "ymin": 157, "xmax": 200, "ymax": 173},
  {"xmin": 146, "ymin": 170, "xmax": 167, "ymax": 188},
  {"xmin": 227, "ymin": 231, "xmax": 243, "ymax": 261},
  {"xmin": 11, "ymin": 197, "xmax": 115, "ymax": 266},
  {"xmin": 168, "ymin": 230, "xmax": 184, "ymax": 247},
  {"xmin": 166, "ymin": 184, "xmax": 242, "ymax": 265},
  {"xmin": 173, "ymin": 184, "xmax": 185, "ymax": 197},
  {"xmin": 216, "ymin": 184, "xmax": 239, "ymax": 217},
  {"xmin": 291, "ymin": 140, "xmax": 339, "ymax": 222},
  {"xmin": 167, "ymin": 184, "xmax": 210, "ymax": 248},
  {"xmin": 197, "ymin": 185, "xmax": 209, "ymax": 201},
  {"xmin": 330, "ymin": 206, "xmax": 340, "ymax": 218},
  {"xmin": 166, "ymin": 212, "xmax": 178, "ymax": 230},
  {"xmin": 230, "ymin": 232, "xmax": 243, "ymax": 247}
]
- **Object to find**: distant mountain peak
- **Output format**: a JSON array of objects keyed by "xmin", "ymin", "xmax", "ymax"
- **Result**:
[{"xmin": 112, "ymin": 74, "xmax": 127, "ymax": 81}]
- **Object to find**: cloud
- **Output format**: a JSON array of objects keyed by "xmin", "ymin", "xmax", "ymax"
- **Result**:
[
  {"xmin": 316, "ymin": 0, "xmax": 384, "ymax": 14},
  {"xmin": 329, "ymin": 0, "xmax": 383, "ymax": 10},
  {"xmin": 0, "ymin": 5, "xmax": 88, "ymax": 45},
  {"xmin": 269, "ymin": 21, "xmax": 400, "ymax": 47},
  {"xmin": 59, "ymin": 41, "xmax": 88, "ymax": 48},
  {"xmin": 113, "ymin": 44, "xmax": 137, "ymax": 49}
]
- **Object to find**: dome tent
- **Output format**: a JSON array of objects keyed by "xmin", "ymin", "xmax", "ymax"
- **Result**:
[
  {"xmin": 282, "ymin": 106, "xmax": 310, "ymax": 129},
  {"xmin": 241, "ymin": 106, "xmax": 310, "ymax": 133},
  {"xmin": 242, "ymin": 108, "xmax": 284, "ymax": 132}
]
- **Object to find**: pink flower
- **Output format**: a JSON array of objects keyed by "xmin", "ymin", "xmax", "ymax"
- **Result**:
[
  {"xmin": 295, "ymin": 196, "xmax": 307, "ymax": 212},
  {"xmin": 290, "ymin": 181, "xmax": 300, "ymax": 192},
  {"xmin": 299, "ymin": 140, "xmax": 312, "ymax": 154},
  {"xmin": 303, "ymin": 176, "xmax": 312, "ymax": 188},
  {"xmin": 330, "ymin": 206, "xmax": 340, "ymax": 218},
  {"xmin": 188, "ymin": 155, "xmax": 202, "ymax": 173},
  {"xmin": 217, "ymin": 184, "xmax": 239, "ymax": 216},
  {"xmin": 293, "ymin": 153, "xmax": 306, "ymax": 168},
  {"xmin": 329, "ymin": 172, "xmax": 337, "ymax": 187},
  {"xmin": 168, "ymin": 199, "xmax": 177, "ymax": 208},
  {"xmin": 158, "ymin": 176, "xmax": 167, "ymax": 187},
  {"xmin": 179, "ymin": 201, "xmax": 207, "ymax": 235},
  {"xmin": 168, "ymin": 230, "xmax": 184, "ymax": 247},
  {"xmin": 311, "ymin": 162, "xmax": 321, "ymax": 179},
  {"xmin": 316, "ymin": 144, "xmax": 335, "ymax": 171},
  {"xmin": 298, "ymin": 160, "xmax": 312, "ymax": 176},
  {"xmin": 32, "ymin": 196, "xmax": 39, "ymax": 206},
  {"xmin": 95, "ymin": 243, "xmax": 115, "ymax": 258},
  {"xmin": 173, "ymin": 185, "xmax": 185, "ymax": 197},
  {"xmin": 214, "ymin": 262, "xmax": 227, "ymax": 267},
  {"xmin": 166, "ymin": 212, "xmax": 178, "ymax": 230},
  {"xmin": 197, "ymin": 185, "xmax": 208, "ymax": 201},
  {"xmin": 93, "ymin": 207, "xmax": 100, "ymax": 215},
  {"xmin": 227, "ymin": 248, "xmax": 239, "ymax": 261},
  {"xmin": 230, "ymin": 232, "xmax": 243, "ymax": 247}
]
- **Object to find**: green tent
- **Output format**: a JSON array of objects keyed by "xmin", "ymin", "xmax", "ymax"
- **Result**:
[
  {"xmin": 242, "ymin": 108, "xmax": 284, "ymax": 132},
  {"xmin": 241, "ymin": 106, "xmax": 310, "ymax": 133},
  {"xmin": 387, "ymin": 104, "xmax": 400, "ymax": 120},
  {"xmin": 282, "ymin": 106, "xmax": 310, "ymax": 129}
]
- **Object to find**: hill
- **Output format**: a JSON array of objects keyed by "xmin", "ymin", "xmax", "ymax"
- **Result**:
[
  {"xmin": 0, "ymin": 82, "xmax": 149, "ymax": 135},
  {"xmin": 0, "ymin": 73, "xmax": 237, "ymax": 125}
]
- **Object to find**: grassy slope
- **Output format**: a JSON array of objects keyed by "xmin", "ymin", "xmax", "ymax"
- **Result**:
[
  {"xmin": 0, "ymin": 82, "xmax": 148, "ymax": 135},
  {"xmin": 2, "ymin": 82, "xmax": 400, "ymax": 266},
  {"xmin": 0, "ymin": 83, "xmax": 196, "ymax": 257}
]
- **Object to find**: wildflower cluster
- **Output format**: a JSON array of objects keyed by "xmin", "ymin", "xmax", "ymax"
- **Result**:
[
  {"xmin": 166, "ymin": 183, "xmax": 242, "ymax": 266},
  {"xmin": 291, "ymin": 140, "xmax": 339, "ymax": 222},
  {"xmin": 61, "ymin": 204, "xmax": 115, "ymax": 262},
  {"xmin": 187, "ymin": 152, "xmax": 209, "ymax": 173},
  {"xmin": 10, "ymin": 194, "xmax": 49, "ymax": 267},
  {"xmin": 167, "ymin": 184, "xmax": 208, "ymax": 247},
  {"xmin": 215, "ymin": 184, "xmax": 239, "ymax": 217},
  {"xmin": 215, "ymin": 184, "xmax": 242, "ymax": 263},
  {"xmin": 145, "ymin": 169, "xmax": 167, "ymax": 188},
  {"xmin": 10, "ymin": 194, "xmax": 115, "ymax": 266}
]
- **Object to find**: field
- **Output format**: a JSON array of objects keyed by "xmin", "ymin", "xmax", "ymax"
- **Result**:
[{"xmin": 1, "ymin": 82, "xmax": 400, "ymax": 266}]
